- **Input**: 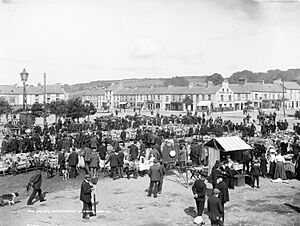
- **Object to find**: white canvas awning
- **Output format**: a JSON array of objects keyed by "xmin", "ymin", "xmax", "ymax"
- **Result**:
[
  {"xmin": 205, "ymin": 136, "xmax": 252, "ymax": 152},
  {"xmin": 119, "ymin": 101, "xmax": 127, "ymax": 105},
  {"xmin": 197, "ymin": 101, "xmax": 211, "ymax": 106}
]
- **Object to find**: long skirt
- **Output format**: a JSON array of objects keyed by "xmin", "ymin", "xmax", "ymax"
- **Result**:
[
  {"xmin": 274, "ymin": 162, "xmax": 287, "ymax": 180},
  {"xmin": 269, "ymin": 161, "xmax": 275, "ymax": 178}
]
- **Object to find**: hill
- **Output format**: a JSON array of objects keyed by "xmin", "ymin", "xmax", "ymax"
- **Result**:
[{"xmin": 64, "ymin": 68, "xmax": 300, "ymax": 95}]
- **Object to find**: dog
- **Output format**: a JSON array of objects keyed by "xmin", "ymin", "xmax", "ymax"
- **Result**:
[
  {"xmin": 0, "ymin": 192, "xmax": 19, "ymax": 206},
  {"xmin": 62, "ymin": 168, "xmax": 69, "ymax": 180}
]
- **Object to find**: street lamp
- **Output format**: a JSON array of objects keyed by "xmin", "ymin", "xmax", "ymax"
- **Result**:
[{"xmin": 20, "ymin": 68, "xmax": 29, "ymax": 111}]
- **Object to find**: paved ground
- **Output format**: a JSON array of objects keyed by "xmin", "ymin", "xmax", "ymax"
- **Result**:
[{"xmin": 0, "ymin": 169, "xmax": 300, "ymax": 226}]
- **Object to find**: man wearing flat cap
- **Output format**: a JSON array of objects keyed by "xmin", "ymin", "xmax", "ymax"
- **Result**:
[
  {"xmin": 216, "ymin": 176, "xmax": 229, "ymax": 223},
  {"xmin": 80, "ymin": 174, "xmax": 94, "ymax": 220},
  {"xmin": 147, "ymin": 159, "xmax": 163, "ymax": 198},
  {"xmin": 207, "ymin": 188, "xmax": 224, "ymax": 226},
  {"xmin": 192, "ymin": 172, "xmax": 207, "ymax": 217}
]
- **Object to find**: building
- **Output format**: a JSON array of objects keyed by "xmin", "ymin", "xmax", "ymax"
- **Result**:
[
  {"xmin": 82, "ymin": 88, "xmax": 105, "ymax": 109},
  {"xmin": 273, "ymin": 79, "xmax": 300, "ymax": 109},
  {"xmin": 0, "ymin": 84, "xmax": 67, "ymax": 109}
]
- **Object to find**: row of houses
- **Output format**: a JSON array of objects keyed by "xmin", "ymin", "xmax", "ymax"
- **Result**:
[
  {"xmin": 81, "ymin": 79, "xmax": 300, "ymax": 112},
  {"xmin": 0, "ymin": 84, "xmax": 67, "ymax": 109},
  {"xmin": 1, "ymin": 78, "xmax": 300, "ymax": 112}
]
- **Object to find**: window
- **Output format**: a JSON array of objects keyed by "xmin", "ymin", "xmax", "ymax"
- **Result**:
[
  {"xmin": 227, "ymin": 88, "xmax": 229, "ymax": 92},
  {"xmin": 202, "ymin": 94, "xmax": 205, "ymax": 100},
  {"xmin": 255, "ymin": 94, "xmax": 258, "ymax": 100},
  {"xmin": 228, "ymin": 95, "xmax": 231, "ymax": 101},
  {"xmin": 172, "ymin": 95, "xmax": 176, "ymax": 101},
  {"xmin": 264, "ymin": 94, "xmax": 267, "ymax": 99},
  {"xmin": 238, "ymin": 94, "xmax": 241, "ymax": 100},
  {"xmin": 178, "ymin": 95, "xmax": 182, "ymax": 101},
  {"xmin": 166, "ymin": 96, "xmax": 169, "ymax": 102},
  {"xmin": 219, "ymin": 104, "xmax": 222, "ymax": 107},
  {"xmin": 222, "ymin": 88, "xmax": 224, "ymax": 92},
  {"xmin": 56, "ymin": 94, "xmax": 59, "ymax": 98},
  {"xmin": 9, "ymin": 96, "xmax": 16, "ymax": 104},
  {"xmin": 221, "ymin": 95, "xmax": 224, "ymax": 101},
  {"xmin": 196, "ymin": 95, "xmax": 199, "ymax": 102},
  {"xmin": 229, "ymin": 103, "xmax": 232, "ymax": 108},
  {"xmin": 157, "ymin": 95, "xmax": 160, "ymax": 100},
  {"xmin": 272, "ymin": 94, "xmax": 275, "ymax": 99},
  {"xmin": 208, "ymin": 95, "xmax": 211, "ymax": 100}
]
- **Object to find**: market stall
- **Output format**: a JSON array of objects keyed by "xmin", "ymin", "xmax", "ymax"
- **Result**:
[{"xmin": 204, "ymin": 136, "xmax": 253, "ymax": 175}]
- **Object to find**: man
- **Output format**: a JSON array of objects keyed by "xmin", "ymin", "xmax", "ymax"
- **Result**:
[
  {"xmin": 68, "ymin": 148, "xmax": 79, "ymax": 179},
  {"xmin": 192, "ymin": 173, "xmax": 207, "ymax": 217},
  {"xmin": 98, "ymin": 142, "xmax": 107, "ymax": 172},
  {"xmin": 129, "ymin": 141, "xmax": 139, "ymax": 161},
  {"xmin": 216, "ymin": 176, "xmax": 229, "ymax": 223},
  {"xmin": 147, "ymin": 159, "xmax": 163, "ymax": 198},
  {"xmin": 120, "ymin": 129, "xmax": 126, "ymax": 147},
  {"xmin": 158, "ymin": 161, "xmax": 166, "ymax": 194},
  {"xmin": 10, "ymin": 134, "xmax": 19, "ymax": 153},
  {"xmin": 250, "ymin": 159, "xmax": 261, "ymax": 188},
  {"xmin": 117, "ymin": 149, "xmax": 125, "ymax": 178},
  {"xmin": 207, "ymin": 189, "xmax": 224, "ymax": 226},
  {"xmin": 58, "ymin": 149, "xmax": 65, "ymax": 176},
  {"xmin": 242, "ymin": 150, "xmax": 250, "ymax": 174},
  {"xmin": 27, "ymin": 169, "xmax": 45, "ymax": 205},
  {"xmin": 1, "ymin": 135, "xmax": 9, "ymax": 154},
  {"xmin": 80, "ymin": 175, "xmax": 94, "ymax": 220},
  {"xmin": 105, "ymin": 149, "xmax": 118, "ymax": 180},
  {"xmin": 83, "ymin": 143, "xmax": 92, "ymax": 174}
]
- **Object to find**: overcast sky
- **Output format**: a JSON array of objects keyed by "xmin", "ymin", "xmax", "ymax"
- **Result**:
[{"xmin": 1, "ymin": 0, "xmax": 300, "ymax": 85}]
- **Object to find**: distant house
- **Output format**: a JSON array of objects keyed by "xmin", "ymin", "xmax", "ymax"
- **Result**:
[{"xmin": 0, "ymin": 84, "xmax": 67, "ymax": 109}]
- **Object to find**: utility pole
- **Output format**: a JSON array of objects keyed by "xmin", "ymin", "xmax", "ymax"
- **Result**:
[
  {"xmin": 43, "ymin": 73, "xmax": 47, "ymax": 127},
  {"xmin": 282, "ymin": 79, "xmax": 286, "ymax": 118}
]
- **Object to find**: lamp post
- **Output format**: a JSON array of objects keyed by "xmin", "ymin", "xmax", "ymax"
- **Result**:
[{"xmin": 20, "ymin": 68, "xmax": 29, "ymax": 111}]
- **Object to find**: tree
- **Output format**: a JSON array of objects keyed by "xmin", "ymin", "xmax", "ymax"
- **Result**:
[
  {"xmin": 49, "ymin": 100, "xmax": 67, "ymax": 122},
  {"xmin": 30, "ymin": 102, "xmax": 44, "ymax": 118},
  {"xmin": 66, "ymin": 97, "xmax": 86, "ymax": 122},
  {"xmin": 163, "ymin": 76, "xmax": 189, "ymax": 87},
  {"xmin": 83, "ymin": 100, "xmax": 97, "ymax": 123},
  {"xmin": 206, "ymin": 73, "xmax": 224, "ymax": 85},
  {"xmin": 0, "ymin": 97, "xmax": 13, "ymax": 122},
  {"xmin": 183, "ymin": 95, "xmax": 193, "ymax": 112}
]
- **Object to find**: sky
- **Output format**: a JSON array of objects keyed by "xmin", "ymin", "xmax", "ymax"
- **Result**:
[{"xmin": 1, "ymin": 0, "xmax": 300, "ymax": 85}]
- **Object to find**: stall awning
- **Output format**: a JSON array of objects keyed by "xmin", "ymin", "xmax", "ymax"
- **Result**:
[
  {"xmin": 119, "ymin": 101, "xmax": 127, "ymax": 105},
  {"xmin": 197, "ymin": 101, "xmax": 211, "ymax": 106},
  {"xmin": 205, "ymin": 136, "xmax": 252, "ymax": 152}
]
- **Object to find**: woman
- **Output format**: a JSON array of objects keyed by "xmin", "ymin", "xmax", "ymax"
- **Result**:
[
  {"xmin": 274, "ymin": 152, "xmax": 287, "ymax": 180},
  {"xmin": 260, "ymin": 154, "xmax": 267, "ymax": 177},
  {"xmin": 268, "ymin": 148, "xmax": 276, "ymax": 179}
]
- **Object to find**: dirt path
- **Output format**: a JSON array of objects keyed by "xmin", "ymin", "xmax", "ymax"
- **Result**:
[{"xmin": 1, "ymin": 172, "xmax": 300, "ymax": 226}]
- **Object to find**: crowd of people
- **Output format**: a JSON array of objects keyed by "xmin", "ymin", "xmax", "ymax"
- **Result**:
[{"xmin": 1, "ymin": 109, "xmax": 300, "ymax": 225}]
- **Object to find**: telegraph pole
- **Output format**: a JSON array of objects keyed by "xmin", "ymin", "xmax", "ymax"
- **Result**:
[
  {"xmin": 43, "ymin": 73, "xmax": 47, "ymax": 127},
  {"xmin": 282, "ymin": 79, "xmax": 286, "ymax": 118}
]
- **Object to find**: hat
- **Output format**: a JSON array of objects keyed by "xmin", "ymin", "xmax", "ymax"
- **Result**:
[
  {"xmin": 85, "ymin": 174, "xmax": 91, "ymax": 179},
  {"xmin": 213, "ymin": 188, "xmax": 220, "ymax": 195},
  {"xmin": 193, "ymin": 216, "xmax": 203, "ymax": 225}
]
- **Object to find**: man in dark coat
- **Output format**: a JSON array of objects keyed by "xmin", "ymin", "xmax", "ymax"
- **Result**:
[
  {"xmin": 58, "ymin": 149, "xmax": 65, "ymax": 176},
  {"xmin": 80, "ymin": 175, "xmax": 94, "ymax": 219},
  {"xmin": 242, "ymin": 150, "xmax": 250, "ymax": 174},
  {"xmin": 68, "ymin": 148, "xmax": 79, "ymax": 179},
  {"xmin": 117, "ymin": 149, "xmax": 125, "ymax": 178},
  {"xmin": 120, "ymin": 129, "xmax": 126, "ymax": 147},
  {"xmin": 1, "ymin": 135, "xmax": 9, "ymax": 154},
  {"xmin": 105, "ymin": 150, "xmax": 118, "ymax": 180},
  {"xmin": 129, "ymin": 141, "xmax": 139, "ymax": 161},
  {"xmin": 250, "ymin": 159, "xmax": 261, "ymax": 188},
  {"xmin": 147, "ymin": 159, "xmax": 163, "ymax": 198},
  {"xmin": 10, "ymin": 134, "xmax": 19, "ymax": 153},
  {"xmin": 192, "ymin": 173, "xmax": 207, "ymax": 217},
  {"xmin": 27, "ymin": 169, "xmax": 45, "ymax": 205},
  {"xmin": 190, "ymin": 141, "xmax": 200, "ymax": 165},
  {"xmin": 216, "ymin": 176, "xmax": 229, "ymax": 222},
  {"xmin": 207, "ymin": 188, "xmax": 224, "ymax": 226}
]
